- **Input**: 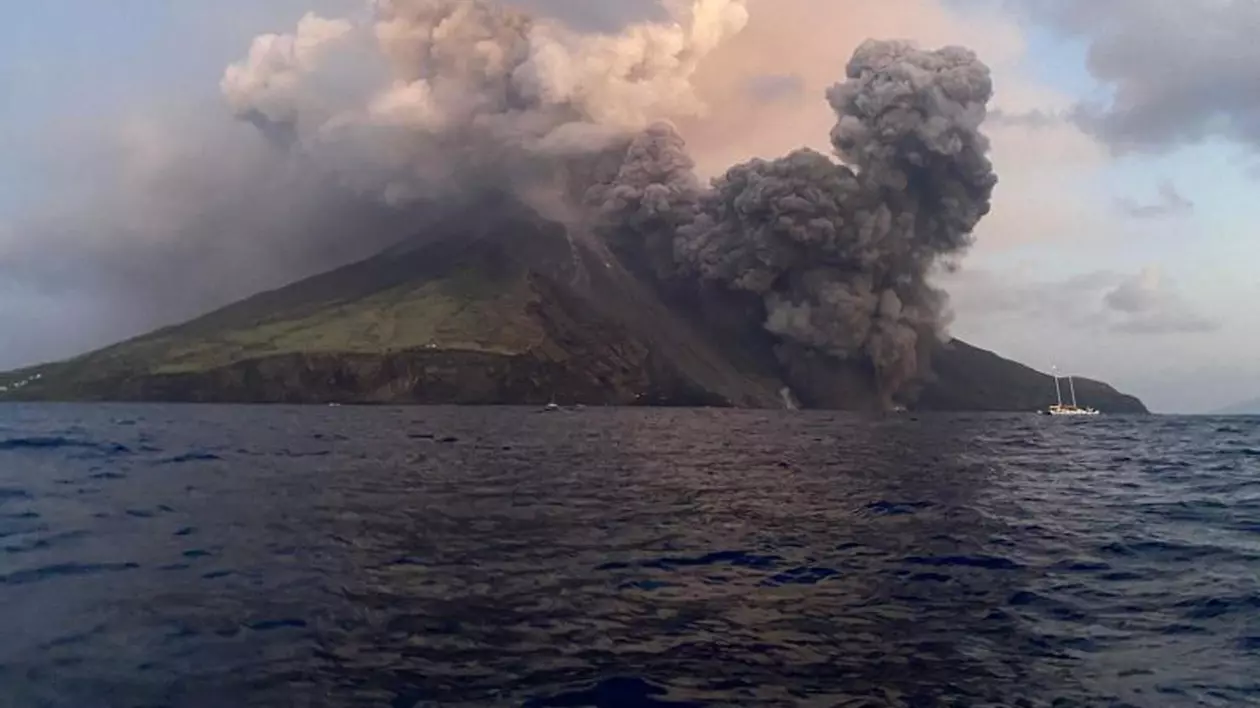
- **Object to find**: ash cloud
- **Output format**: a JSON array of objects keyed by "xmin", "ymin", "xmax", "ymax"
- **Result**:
[
  {"xmin": 1, "ymin": 0, "xmax": 745, "ymax": 368},
  {"xmin": 5, "ymin": 0, "xmax": 999, "ymax": 406},
  {"xmin": 665, "ymin": 40, "xmax": 997, "ymax": 401},
  {"xmin": 218, "ymin": 5, "xmax": 998, "ymax": 404},
  {"xmin": 219, "ymin": 0, "xmax": 749, "ymax": 206}
]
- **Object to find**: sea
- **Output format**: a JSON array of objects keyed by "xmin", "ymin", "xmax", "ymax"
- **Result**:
[{"xmin": 0, "ymin": 405, "xmax": 1257, "ymax": 707}]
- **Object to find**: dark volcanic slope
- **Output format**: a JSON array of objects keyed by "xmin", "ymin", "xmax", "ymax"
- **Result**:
[
  {"xmin": 918, "ymin": 340, "xmax": 1147, "ymax": 414},
  {"xmin": 0, "ymin": 203, "xmax": 1147, "ymax": 413},
  {"xmin": 0, "ymin": 201, "xmax": 784, "ymax": 408}
]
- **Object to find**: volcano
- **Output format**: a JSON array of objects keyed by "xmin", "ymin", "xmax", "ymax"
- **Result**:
[{"xmin": 0, "ymin": 196, "xmax": 1147, "ymax": 413}]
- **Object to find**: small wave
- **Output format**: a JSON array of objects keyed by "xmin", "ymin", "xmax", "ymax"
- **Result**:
[
  {"xmin": 0, "ymin": 437, "xmax": 80, "ymax": 450},
  {"xmin": 1161, "ymin": 623, "xmax": 1211, "ymax": 636},
  {"xmin": 2, "ymin": 511, "xmax": 39, "ymax": 521},
  {"xmin": 524, "ymin": 677, "xmax": 702, "ymax": 708},
  {"xmin": 3, "ymin": 529, "xmax": 90, "ymax": 555},
  {"xmin": 1099, "ymin": 571, "xmax": 1146, "ymax": 582},
  {"xmin": 1051, "ymin": 559, "xmax": 1112, "ymax": 573},
  {"xmin": 903, "ymin": 555, "xmax": 1023, "ymax": 570},
  {"xmin": 1098, "ymin": 538, "xmax": 1257, "ymax": 564},
  {"xmin": 0, "ymin": 487, "xmax": 31, "ymax": 502},
  {"xmin": 762, "ymin": 566, "xmax": 838, "ymax": 586},
  {"xmin": 0, "ymin": 562, "xmax": 139, "ymax": 586},
  {"xmin": 619, "ymin": 579, "xmax": 676, "ymax": 591},
  {"xmin": 1216, "ymin": 425, "xmax": 1248, "ymax": 434},
  {"xmin": 280, "ymin": 450, "xmax": 331, "ymax": 458},
  {"xmin": 865, "ymin": 500, "xmax": 933, "ymax": 516},
  {"xmin": 600, "ymin": 550, "xmax": 783, "ymax": 572},
  {"xmin": 0, "ymin": 437, "xmax": 129, "ymax": 455},
  {"xmin": 1175, "ymin": 594, "xmax": 1260, "ymax": 620},
  {"xmin": 244, "ymin": 618, "xmax": 307, "ymax": 632},
  {"xmin": 1007, "ymin": 591, "xmax": 1092, "ymax": 622},
  {"xmin": 164, "ymin": 452, "xmax": 222, "ymax": 463}
]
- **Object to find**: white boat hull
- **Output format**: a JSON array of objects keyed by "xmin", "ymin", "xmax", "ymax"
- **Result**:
[
  {"xmin": 1045, "ymin": 406, "xmax": 1100, "ymax": 416},
  {"xmin": 1043, "ymin": 370, "xmax": 1100, "ymax": 416}
]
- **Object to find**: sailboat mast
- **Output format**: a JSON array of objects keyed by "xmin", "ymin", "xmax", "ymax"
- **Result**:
[
  {"xmin": 1053, "ymin": 367, "xmax": 1063, "ymax": 407},
  {"xmin": 1068, "ymin": 375, "xmax": 1078, "ymax": 407}
]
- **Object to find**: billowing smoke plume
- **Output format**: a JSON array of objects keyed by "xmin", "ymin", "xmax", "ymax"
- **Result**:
[
  {"xmin": 220, "ymin": 0, "xmax": 749, "ymax": 205},
  {"xmin": 2, "ymin": 0, "xmax": 995, "ymax": 397},
  {"xmin": 661, "ymin": 39, "xmax": 997, "ymax": 400},
  {"xmin": 219, "ymin": 3, "xmax": 996, "ymax": 404},
  {"xmin": 585, "ymin": 122, "xmax": 704, "ymax": 276}
]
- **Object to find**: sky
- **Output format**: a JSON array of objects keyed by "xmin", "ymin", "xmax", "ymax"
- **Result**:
[{"xmin": 1, "ymin": 0, "xmax": 1258, "ymax": 413}]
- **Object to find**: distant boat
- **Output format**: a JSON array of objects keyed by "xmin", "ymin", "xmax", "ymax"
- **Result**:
[{"xmin": 1043, "ymin": 368, "xmax": 1099, "ymax": 416}]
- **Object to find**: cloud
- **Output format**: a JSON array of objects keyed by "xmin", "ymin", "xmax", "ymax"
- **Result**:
[
  {"xmin": 1115, "ymin": 180, "xmax": 1193, "ymax": 219},
  {"xmin": 944, "ymin": 265, "xmax": 1218, "ymax": 336},
  {"xmin": 1102, "ymin": 267, "xmax": 1219, "ymax": 334},
  {"xmin": 1018, "ymin": 0, "xmax": 1260, "ymax": 152}
]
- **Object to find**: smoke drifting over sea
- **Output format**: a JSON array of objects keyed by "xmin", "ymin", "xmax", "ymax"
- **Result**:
[{"xmin": 217, "ymin": 0, "xmax": 997, "ymax": 402}]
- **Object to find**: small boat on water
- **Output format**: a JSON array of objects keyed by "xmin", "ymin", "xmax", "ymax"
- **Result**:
[{"xmin": 1043, "ymin": 368, "xmax": 1099, "ymax": 416}]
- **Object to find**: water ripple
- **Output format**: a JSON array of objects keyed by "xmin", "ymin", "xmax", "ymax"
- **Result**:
[{"xmin": 0, "ymin": 405, "xmax": 1256, "ymax": 706}]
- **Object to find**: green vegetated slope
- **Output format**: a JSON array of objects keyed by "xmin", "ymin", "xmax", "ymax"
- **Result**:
[
  {"xmin": 109, "ymin": 269, "xmax": 536, "ymax": 376},
  {"xmin": 3, "ymin": 203, "xmax": 783, "ymax": 407},
  {"xmin": 0, "ymin": 200, "xmax": 1148, "ymax": 413}
]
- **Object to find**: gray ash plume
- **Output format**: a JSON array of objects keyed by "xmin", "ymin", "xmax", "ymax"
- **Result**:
[
  {"xmin": 223, "ymin": 3, "xmax": 995, "ymax": 408},
  {"xmin": 585, "ymin": 122, "xmax": 704, "ymax": 278},
  {"xmin": 639, "ymin": 39, "xmax": 999, "ymax": 405}
]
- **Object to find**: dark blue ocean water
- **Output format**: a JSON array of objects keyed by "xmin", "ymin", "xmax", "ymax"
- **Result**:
[{"xmin": 0, "ymin": 405, "xmax": 1257, "ymax": 707}]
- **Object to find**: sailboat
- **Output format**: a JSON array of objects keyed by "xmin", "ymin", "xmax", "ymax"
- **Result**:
[{"xmin": 1044, "ymin": 367, "xmax": 1100, "ymax": 416}]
